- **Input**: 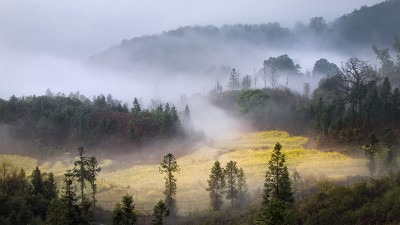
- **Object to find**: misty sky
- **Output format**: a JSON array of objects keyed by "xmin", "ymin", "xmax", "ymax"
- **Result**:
[
  {"xmin": 0, "ymin": 0, "xmax": 384, "ymax": 100},
  {"xmin": 0, "ymin": 0, "xmax": 383, "ymax": 58}
]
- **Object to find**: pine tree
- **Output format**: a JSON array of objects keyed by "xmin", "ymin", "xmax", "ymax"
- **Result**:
[
  {"xmin": 206, "ymin": 161, "xmax": 225, "ymax": 211},
  {"xmin": 159, "ymin": 153, "xmax": 180, "ymax": 215},
  {"xmin": 61, "ymin": 170, "xmax": 82, "ymax": 225},
  {"xmin": 224, "ymin": 161, "xmax": 239, "ymax": 209},
  {"xmin": 43, "ymin": 172, "xmax": 58, "ymax": 200},
  {"xmin": 73, "ymin": 147, "xmax": 89, "ymax": 202},
  {"xmin": 237, "ymin": 167, "xmax": 248, "ymax": 208},
  {"xmin": 87, "ymin": 156, "xmax": 101, "ymax": 216},
  {"xmin": 228, "ymin": 68, "xmax": 240, "ymax": 90},
  {"xmin": 263, "ymin": 143, "xmax": 293, "ymax": 206},
  {"xmin": 182, "ymin": 104, "xmax": 193, "ymax": 131},
  {"xmin": 362, "ymin": 133, "xmax": 380, "ymax": 176},
  {"xmin": 261, "ymin": 143, "xmax": 294, "ymax": 225},
  {"xmin": 152, "ymin": 200, "xmax": 169, "ymax": 225},
  {"xmin": 31, "ymin": 166, "xmax": 44, "ymax": 196},
  {"xmin": 121, "ymin": 194, "xmax": 137, "ymax": 225},
  {"xmin": 46, "ymin": 198, "xmax": 67, "ymax": 225},
  {"xmin": 112, "ymin": 203, "xmax": 124, "ymax": 225}
]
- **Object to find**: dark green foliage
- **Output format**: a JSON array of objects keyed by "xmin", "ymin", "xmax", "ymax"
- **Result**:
[
  {"xmin": 159, "ymin": 153, "xmax": 180, "ymax": 215},
  {"xmin": 31, "ymin": 166, "xmax": 44, "ymax": 196},
  {"xmin": 236, "ymin": 168, "xmax": 248, "ymax": 209},
  {"xmin": 237, "ymin": 89, "xmax": 269, "ymax": 114},
  {"xmin": 121, "ymin": 194, "xmax": 137, "ymax": 225},
  {"xmin": 112, "ymin": 194, "xmax": 137, "ymax": 225},
  {"xmin": 207, "ymin": 161, "xmax": 226, "ymax": 211},
  {"xmin": 308, "ymin": 57, "xmax": 400, "ymax": 142},
  {"xmin": 263, "ymin": 143, "xmax": 293, "ymax": 206},
  {"xmin": 87, "ymin": 156, "xmax": 101, "ymax": 215},
  {"xmin": 260, "ymin": 143, "xmax": 294, "ymax": 225},
  {"xmin": 46, "ymin": 198, "xmax": 68, "ymax": 225},
  {"xmin": 0, "ymin": 93, "xmax": 183, "ymax": 153},
  {"xmin": 259, "ymin": 197, "xmax": 295, "ymax": 225},
  {"xmin": 312, "ymin": 58, "xmax": 339, "ymax": 76},
  {"xmin": 73, "ymin": 147, "xmax": 89, "ymax": 203},
  {"xmin": 152, "ymin": 200, "xmax": 169, "ymax": 225},
  {"xmin": 128, "ymin": 101, "xmax": 181, "ymax": 141},
  {"xmin": 332, "ymin": 0, "xmax": 400, "ymax": 47},
  {"xmin": 224, "ymin": 161, "xmax": 239, "ymax": 209},
  {"xmin": 61, "ymin": 170, "xmax": 83, "ymax": 225},
  {"xmin": 298, "ymin": 174, "xmax": 400, "ymax": 225},
  {"xmin": 362, "ymin": 134, "xmax": 380, "ymax": 176},
  {"xmin": 264, "ymin": 54, "xmax": 300, "ymax": 74},
  {"xmin": 43, "ymin": 172, "xmax": 58, "ymax": 200},
  {"xmin": 0, "ymin": 161, "xmax": 60, "ymax": 225},
  {"xmin": 112, "ymin": 203, "xmax": 124, "ymax": 225}
]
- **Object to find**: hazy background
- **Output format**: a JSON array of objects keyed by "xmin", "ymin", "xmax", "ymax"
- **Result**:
[{"xmin": 0, "ymin": 0, "xmax": 383, "ymax": 101}]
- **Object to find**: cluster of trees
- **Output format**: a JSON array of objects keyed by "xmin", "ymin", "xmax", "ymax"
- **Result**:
[
  {"xmin": 212, "ymin": 39, "xmax": 400, "ymax": 146},
  {"xmin": 111, "ymin": 153, "xmax": 179, "ymax": 225},
  {"xmin": 332, "ymin": 0, "xmax": 400, "ymax": 47},
  {"xmin": 0, "ymin": 93, "xmax": 189, "ymax": 154},
  {"xmin": 207, "ymin": 160, "xmax": 248, "ymax": 211},
  {"xmin": 128, "ymin": 98, "xmax": 182, "ymax": 142},
  {"xmin": 310, "ymin": 57, "xmax": 400, "ymax": 142},
  {"xmin": 0, "ymin": 147, "xmax": 100, "ymax": 225},
  {"xmin": 45, "ymin": 147, "xmax": 101, "ymax": 225},
  {"xmin": 0, "ymin": 162, "xmax": 57, "ymax": 225}
]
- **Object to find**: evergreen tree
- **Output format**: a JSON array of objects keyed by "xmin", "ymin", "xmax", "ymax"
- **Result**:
[
  {"xmin": 237, "ymin": 167, "xmax": 248, "ymax": 208},
  {"xmin": 241, "ymin": 74, "xmax": 252, "ymax": 90},
  {"xmin": 362, "ymin": 133, "xmax": 380, "ymax": 176},
  {"xmin": 182, "ymin": 104, "xmax": 193, "ymax": 131},
  {"xmin": 87, "ymin": 156, "xmax": 101, "ymax": 216},
  {"xmin": 73, "ymin": 147, "xmax": 89, "ymax": 202},
  {"xmin": 112, "ymin": 194, "xmax": 137, "ymax": 225},
  {"xmin": 61, "ymin": 170, "xmax": 82, "ymax": 225},
  {"xmin": 259, "ymin": 197, "xmax": 288, "ymax": 225},
  {"xmin": 206, "ymin": 161, "xmax": 225, "ymax": 211},
  {"xmin": 380, "ymin": 77, "xmax": 392, "ymax": 118},
  {"xmin": 393, "ymin": 87, "xmax": 400, "ymax": 123},
  {"xmin": 152, "ymin": 200, "xmax": 169, "ymax": 225},
  {"xmin": 228, "ymin": 68, "xmax": 240, "ymax": 90},
  {"xmin": 261, "ymin": 143, "xmax": 294, "ymax": 225},
  {"xmin": 43, "ymin": 172, "xmax": 58, "ymax": 200},
  {"xmin": 121, "ymin": 194, "xmax": 137, "ymax": 225},
  {"xmin": 46, "ymin": 198, "xmax": 66, "ymax": 225},
  {"xmin": 263, "ymin": 143, "xmax": 293, "ymax": 206},
  {"xmin": 224, "ymin": 161, "xmax": 239, "ymax": 209},
  {"xmin": 31, "ymin": 166, "xmax": 44, "ymax": 196},
  {"xmin": 112, "ymin": 203, "xmax": 124, "ymax": 225},
  {"xmin": 159, "ymin": 153, "xmax": 180, "ymax": 215}
]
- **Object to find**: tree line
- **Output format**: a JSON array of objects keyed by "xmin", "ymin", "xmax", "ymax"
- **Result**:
[{"xmin": 0, "ymin": 94, "xmax": 191, "ymax": 155}]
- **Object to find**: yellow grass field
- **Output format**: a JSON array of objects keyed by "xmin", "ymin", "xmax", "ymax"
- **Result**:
[{"xmin": 0, "ymin": 131, "xmax": 369, "ymax": 215}]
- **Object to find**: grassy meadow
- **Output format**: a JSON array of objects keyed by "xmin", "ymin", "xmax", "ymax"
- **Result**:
[{"xmin": 0, "ymin": 131, "xmax": 369, "ymax": 215}]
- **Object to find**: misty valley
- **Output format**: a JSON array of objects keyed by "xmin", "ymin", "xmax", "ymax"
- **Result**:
[{"xmin": 1, "ymin": 0, "xmax": 400, "ymax": 225}]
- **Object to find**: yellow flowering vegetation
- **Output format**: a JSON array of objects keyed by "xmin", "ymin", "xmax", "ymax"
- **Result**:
[{"xmin": 0, "ymin": 131, "xmax": 369, "ymax": 215}]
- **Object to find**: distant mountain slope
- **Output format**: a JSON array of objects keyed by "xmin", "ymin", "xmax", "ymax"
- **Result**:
[
  {"xmin": 331, "ymin": 0, "xmax": 400, "ymax": 47},
  {"xmin": 88, "ymin": 23, "xmax": 293, "ymax": 73},
  {"xmin": 88, "ymin": 0, "xmax": 400, "ymax": 73}
]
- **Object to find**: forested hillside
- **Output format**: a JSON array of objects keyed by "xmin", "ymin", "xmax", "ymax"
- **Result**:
[
  {"xmin": 89, "ymin": 0, "xmax": 400, "ymax": 73},
  {"xmin": 0, "ymin": 92, "xmax": 190, "ymax": 155},
  {"xmin": 331, "ymin": 0, "xmax": 400, "ymax": 47}
]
